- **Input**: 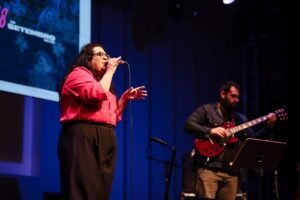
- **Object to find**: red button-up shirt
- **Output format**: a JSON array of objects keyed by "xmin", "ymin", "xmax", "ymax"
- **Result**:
[{"xmin": 59, "ymin": 66, "xmax": 121, "ymax": 125}]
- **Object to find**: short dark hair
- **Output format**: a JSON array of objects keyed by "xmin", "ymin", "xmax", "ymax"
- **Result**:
[{"xmin": 219, "ymin": 81, "xmax": 240, "ymax": 93}]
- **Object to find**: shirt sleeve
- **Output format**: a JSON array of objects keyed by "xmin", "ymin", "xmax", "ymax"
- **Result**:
[
  {"xmin": 184, "ymin": 105, "xmax": 212, "ymax": 138},
  {"xmin": 115, "ymin": 110, "xmax": 122, "ymax": 122},
  {"xmin": 62, "ymin": 67, "xmax": 108, "ymax": 105}
]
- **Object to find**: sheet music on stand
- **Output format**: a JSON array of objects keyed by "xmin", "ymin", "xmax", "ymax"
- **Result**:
[{"xmin": 229, "ymin": 138, "xmax": 287, "ymax": 171}]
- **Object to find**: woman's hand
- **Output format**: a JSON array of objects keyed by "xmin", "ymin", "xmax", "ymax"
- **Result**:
[
  {"xmin": 124, "ymin": 86, "xmax": 147, "ymax": 100},
  {"xmin": 116, "ymin": 86, "xmax": 147, "ymax": 116},
  {"xmin": 105, "ymin": 56, "xmax": 123, "ymax": 73}
]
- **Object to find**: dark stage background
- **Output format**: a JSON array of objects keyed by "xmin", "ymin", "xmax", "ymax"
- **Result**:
[{"xmin": 0, "ymin": 0, "xmax": 294, "ymax": 200}]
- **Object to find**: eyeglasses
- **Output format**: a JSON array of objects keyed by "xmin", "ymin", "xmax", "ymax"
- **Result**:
[{"xmin": 93, "ymin": 52, "xmax": 110, "ymax": 59}]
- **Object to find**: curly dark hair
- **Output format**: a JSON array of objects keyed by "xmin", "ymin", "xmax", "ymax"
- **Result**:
[
  {"xmin": 71, "ymin": 43, "xmax": 104, "ymax": 68},
  {"xmin": 58, "ymin": 43, "xmax": 115, "ymax": 96}
]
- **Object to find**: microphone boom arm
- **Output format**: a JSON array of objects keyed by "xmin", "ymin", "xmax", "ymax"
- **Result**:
[
  {"xmin": 149, "ymin": 136, "xmax": 176, "ymax": 200},
  {"xmin": 149, "ymin": 136, "xmax": 175, "ymax": 151}
]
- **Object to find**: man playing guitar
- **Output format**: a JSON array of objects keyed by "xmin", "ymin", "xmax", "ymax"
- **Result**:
[{"xmin": 184, "ymin": 81, "xmax": 278, "ymax": 200}]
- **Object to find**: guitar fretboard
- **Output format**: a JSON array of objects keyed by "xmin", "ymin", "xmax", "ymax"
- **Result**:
[{"xmin": 228, "ymin": 115, "xmax": 268, "ymax": 135}]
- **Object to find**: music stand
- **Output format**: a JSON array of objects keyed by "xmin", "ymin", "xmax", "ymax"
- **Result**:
[{"xmin": 229, "ymin": 138, "xmax": 287, "ymax": 200}]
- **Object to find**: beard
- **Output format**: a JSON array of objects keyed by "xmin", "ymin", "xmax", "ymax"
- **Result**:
[{"xmin": 222, "ymin": 99, "xmax": 238, "ymax": 112}]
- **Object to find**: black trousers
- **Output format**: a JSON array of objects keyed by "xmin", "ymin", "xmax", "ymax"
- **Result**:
[{"xmin": 58, "ymin": 121, "xmax": 117, "ymax": 200}]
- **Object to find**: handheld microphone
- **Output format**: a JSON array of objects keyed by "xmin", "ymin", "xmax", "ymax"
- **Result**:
[{"xmin": 105, "ymin": 59, "xmax": 127, "ymax": 66}]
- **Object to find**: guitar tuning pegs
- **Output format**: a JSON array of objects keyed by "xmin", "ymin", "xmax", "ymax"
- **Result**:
[{"xmin": 275, "ymin": 107, "xmax": 288, "ymax": 121}]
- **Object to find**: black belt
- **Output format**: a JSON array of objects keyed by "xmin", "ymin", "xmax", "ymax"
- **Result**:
[{"xmin": 62, "ymin": 120, "xmax": 116, "ymax": 129}]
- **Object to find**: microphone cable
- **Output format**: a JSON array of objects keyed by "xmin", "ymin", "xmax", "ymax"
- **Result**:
[{"xmin": 123, "ymin": 61, "xmax": 135, "ymax": 200}]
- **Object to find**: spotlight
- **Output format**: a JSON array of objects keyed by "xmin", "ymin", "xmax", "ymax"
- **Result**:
[
  {"xmin": 168, "ymin": 0, "xmax": 183, "ymax": 21},
  {"xmin": 223, "ymin": 0, "xmax": 235, "ymax": 5}
]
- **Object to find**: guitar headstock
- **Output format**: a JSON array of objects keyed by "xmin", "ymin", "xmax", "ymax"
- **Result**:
[{"xmin": 274, "ymin": 107, "xmax": 288, "ymax": 121}]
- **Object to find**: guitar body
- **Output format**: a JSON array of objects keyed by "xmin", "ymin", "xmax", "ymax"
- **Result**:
[
  {"xmin": 194, "ymin": 121, "xmax": 239, "ymax": 157},
  {"xmin": 194, "ymin": 138, "xmax": 225, "ymax": 157}
]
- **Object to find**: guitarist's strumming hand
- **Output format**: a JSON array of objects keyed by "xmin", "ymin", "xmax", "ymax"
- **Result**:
[
  {"xmin": 266, "ymin": 112, "xmax": 277, "ymax": 129},
  {"xmin": 210, "ymin": 127, "xmax": 228, "ymax": 138}
]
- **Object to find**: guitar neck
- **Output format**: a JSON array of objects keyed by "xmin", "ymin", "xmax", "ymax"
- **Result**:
[{"xmin": 228, "ymin": 115, "xmax": 268, "ymax": 134}]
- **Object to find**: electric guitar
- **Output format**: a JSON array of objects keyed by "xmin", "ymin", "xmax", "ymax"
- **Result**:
[{"xmin": 194, "ymin": 107, "xmax": 288, "ymax": 158}]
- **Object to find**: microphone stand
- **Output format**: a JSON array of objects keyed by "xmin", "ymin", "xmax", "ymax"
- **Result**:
[
  {"xmin": 149, "ymin": 136, "xmax": 176, "ymax": 200},
  {"xmin": 165, "ymin": 145, "xmax": 176, "ymax": 200}
]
